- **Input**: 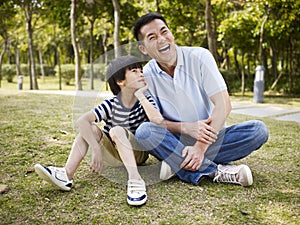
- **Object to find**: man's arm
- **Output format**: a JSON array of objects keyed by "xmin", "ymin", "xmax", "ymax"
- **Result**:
[{"xmin": 180, "ymin": 90, "xmax": 232, "ymax": 171}]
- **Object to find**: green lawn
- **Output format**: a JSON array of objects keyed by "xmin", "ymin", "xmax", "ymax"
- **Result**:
[{"xmin": 0, "ymin": 80, "xmax": 299, "ymax": 224}]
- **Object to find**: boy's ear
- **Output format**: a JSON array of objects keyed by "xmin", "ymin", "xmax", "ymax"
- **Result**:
[
  {"xmin": 138, "ymin": 44, "xmax": 148, "ymax": 55},
  {"xmin": 116, "ymin": 79, "xmax": 125, "ymax": 86}
]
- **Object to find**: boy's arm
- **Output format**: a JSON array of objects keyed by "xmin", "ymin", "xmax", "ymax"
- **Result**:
[{"xmin": 134, "ymin": 85, "xmax": 165, "ymax": 127}]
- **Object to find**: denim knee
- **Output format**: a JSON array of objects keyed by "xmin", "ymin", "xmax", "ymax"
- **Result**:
[
  {"xmin": 253, "ymin": 120, "xmax": 269, "ymax": 144},
  {"xmin": 135, "ymin": 122, "xmax": 152, "ymax": 140}
]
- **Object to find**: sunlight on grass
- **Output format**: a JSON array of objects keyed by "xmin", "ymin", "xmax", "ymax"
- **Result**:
[{"xmin": 0, "ymin": 87, "xmax": 299, "ymax": 224}]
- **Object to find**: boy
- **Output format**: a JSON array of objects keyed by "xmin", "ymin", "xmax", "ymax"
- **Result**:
[{"xmin": 35, "ymin": 55, "xmax": 164, "ymax": 206}]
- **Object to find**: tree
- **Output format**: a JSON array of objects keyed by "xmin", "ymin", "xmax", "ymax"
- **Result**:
[
  {"xmin": 70, "ymin": 0, "xmax": 82, "ymax": 90},
  {"xmin": 21, "ymin": 0, "xmax": 42, "ymax": 90},
  {"xmin": 205, "ymin": 0, "xmax": 218, "ymax": 62},
  {"xmin": 112, "ymin": 0, "xmax": 121, "ymax": 58},
  {"xmin": 0, "ymin": 1, "xmax": 16, "ymax": 87}
]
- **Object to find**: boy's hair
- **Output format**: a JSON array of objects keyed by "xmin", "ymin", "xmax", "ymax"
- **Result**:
[
  {"xmin": 133, "ymin": 12, "xmax": 168, "ymax": 42},
  {"xmin": 106, "ymin": 55, "xmax": 143, "ymax": 95}
]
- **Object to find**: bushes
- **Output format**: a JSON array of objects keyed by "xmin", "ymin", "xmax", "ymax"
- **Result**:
[
  {"xmin": 2, "ymin": 64, "xmax": 16, "ymax": 82},
  {"xmin": 1, "ymin": 63, "xmax": 102, "ymax": 85},
  {"xmin": 82, "ymin": 63, "xmax": 107, "ymax": 81},
  {"xmin": 54, "ymin": 64, "xmax": 84, "ymax": 85}
]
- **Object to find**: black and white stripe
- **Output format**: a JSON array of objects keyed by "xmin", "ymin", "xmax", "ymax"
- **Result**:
[{"xmin": 93, "ymin": 92, "xmax": 157, "ymax": 135}]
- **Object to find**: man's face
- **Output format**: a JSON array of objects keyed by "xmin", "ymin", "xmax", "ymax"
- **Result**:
[{"xmin": 138, "ymin": 19, "xmax": 176, "ymax": 66}]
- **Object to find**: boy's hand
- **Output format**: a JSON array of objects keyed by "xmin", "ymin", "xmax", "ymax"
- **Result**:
[
  {"xmin": 90, "ymin": 147, "xmax": 103, "ymax": 174},
  {"xmin": 134, "ymin": 83, "xmax": 148, "ymax": 100}
]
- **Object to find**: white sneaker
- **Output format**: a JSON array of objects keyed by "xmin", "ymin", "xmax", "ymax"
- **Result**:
[
  {"xmin": 160, "ymin": 161, "xmax": 176, "ymax": 180},
  {"xmin": 127, "ymin": 179, "xmax": 147, "ymax": 206},
  {"xmin": 34, "ymin": 164, "xmax": 73, "ymax": 191},
  {"xmin": 213, "ymin": 164, "xmax": 253, "ymax": 187}
]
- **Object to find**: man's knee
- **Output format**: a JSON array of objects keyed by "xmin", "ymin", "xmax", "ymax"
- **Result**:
[
  {"xmin": 135, "ymin": 122, "xmax": 153, "ymax": 140},
  {"xmin": 254, "ymin": 120, "xmax": 269, "ymax": 144}
]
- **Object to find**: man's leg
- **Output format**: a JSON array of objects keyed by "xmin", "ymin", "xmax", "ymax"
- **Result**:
[
  {"xmin": 206, "ymin": 120, "xmax": 269, "ymax": 164},
  {"xmin": 135, "ymin": 122, "xmax": 217, "ymax": 185}
]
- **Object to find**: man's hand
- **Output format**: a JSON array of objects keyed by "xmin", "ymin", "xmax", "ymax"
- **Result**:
[
  {"xmin": 180, "ymin": 146, "xmax": 205, "ymax": 171},
  {"xmin": 90, "ymin": 147, "xmax": 103, "ymax": 174},
  {"xmin": 182, "ymin": 118, "xmax": 218, "ymax": 144}
]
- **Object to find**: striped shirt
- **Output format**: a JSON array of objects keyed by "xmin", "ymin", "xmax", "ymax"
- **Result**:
[{"xmin": 93, "ymin": 91, "xmax": 157, "ymax": 135}]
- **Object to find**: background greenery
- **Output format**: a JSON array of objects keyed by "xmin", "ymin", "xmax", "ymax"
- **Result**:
[
  {"xmin": 0, "ymin": 80, "xmax": 299, "ymax": 224},
  {"xmin": 0, "ymin": 0, "xmax": 299, "ymax": 94}
]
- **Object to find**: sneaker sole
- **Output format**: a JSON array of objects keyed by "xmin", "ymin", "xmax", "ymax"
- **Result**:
[
  {"xmin": 127, "ymin": 194, "xmax": 147, "ymax": 206},
  {"xmin": 34, "ymin": 164, "xmax": 71, "ymax": 191},
  {"xmin": 240, "ymin": 165, "xmax": 253, "ymax": 186}
]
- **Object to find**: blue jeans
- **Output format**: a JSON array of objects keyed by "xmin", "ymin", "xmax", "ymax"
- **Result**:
[{"xmin": 135, "ymin": 120, "xmax": 268, "ymax": 185}]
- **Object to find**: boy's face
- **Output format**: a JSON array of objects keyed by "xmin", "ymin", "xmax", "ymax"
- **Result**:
[{"xmin": 119, "ymin": 67, "xmax": 146, "ymax": 91}]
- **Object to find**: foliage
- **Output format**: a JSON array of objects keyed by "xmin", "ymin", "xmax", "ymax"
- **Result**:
[
  {"xmin": 2, "ymin": 64, "xmax": 16, "ymax": 82},
  {"xmin": 54, "ymin": 64, "xmax": 84, "ymax": 85},
  {"xmin": 0, "ymin": 0, "xmax": 299, "ymax": 94}
]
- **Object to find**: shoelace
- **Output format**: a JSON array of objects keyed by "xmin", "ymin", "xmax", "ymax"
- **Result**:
[{"xmin": 213, "ymin": 171, "xmax": 239, "ymax": 184}]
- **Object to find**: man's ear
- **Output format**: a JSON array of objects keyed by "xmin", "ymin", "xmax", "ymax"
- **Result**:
[{"xmin": 138, "ymin": 44, "xmax": 148, "ymax": 55}]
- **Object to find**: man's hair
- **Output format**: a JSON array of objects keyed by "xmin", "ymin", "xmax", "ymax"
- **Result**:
[
  {"xmin": 133, "ymin": 12, "xmax": 168, "ymax": 42},
  {"xmin": 106, "ymin": 55, "xmax": 143, "ymax": 95}
]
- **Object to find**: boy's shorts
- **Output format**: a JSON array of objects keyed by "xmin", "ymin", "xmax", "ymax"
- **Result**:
[{"xmin": 100, "ymin": 129, "xmax": 149, "ymax": 167}]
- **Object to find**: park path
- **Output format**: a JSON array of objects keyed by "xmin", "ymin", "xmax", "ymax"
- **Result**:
[{"xmin": 27, "ymin": 90, "xmax": 300, "ymax": 123}]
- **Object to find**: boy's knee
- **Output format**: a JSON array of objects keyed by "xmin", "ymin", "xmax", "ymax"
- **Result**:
[
  {"xmin": 109, "ymin": 126, "xmax": 126, "ymax": 141},
  {"xmin": 91, "ymin": 124, "xmax": 103, "ymax": 143}
]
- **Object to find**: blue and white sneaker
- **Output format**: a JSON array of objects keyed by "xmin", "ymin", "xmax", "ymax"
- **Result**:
[
  {"xmin": 34, "ymin": 164, "xmax": 73, "ymax": 191},
  {"xmin": 127, "ymin": 179, "xmax": 147, "ymax": 206}
]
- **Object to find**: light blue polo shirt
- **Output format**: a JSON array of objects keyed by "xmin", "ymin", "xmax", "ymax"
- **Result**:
[{"xmin": 143, "ymin": 45, "xmax": 227, "ymax": 122}]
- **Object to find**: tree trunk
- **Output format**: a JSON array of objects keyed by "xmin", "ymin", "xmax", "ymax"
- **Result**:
[
  {"xmin": 89, "ymin": 18, "xmax": 95, "ymax": 90},
  {"xmin": 112, "ymin": 0, "xmax": 120, "ymax": 58},
  {"xmin": 70, "ymin": 0, "xmax": 82, "ymax": 90},
  {"xmin": 38, "ymin": 47, "xmax": 45, "ymax": 82},
  {"xmin": 233, "ymin": 49, "xmax": 241, "ymax": 81},
  {"xmin": 25, "ymin": 3, "xmax": 38, "ymax": 90},
  {"xmin": 289, "ymin": 38, "xmax": 294, "ymax": 94},
  {"xmin": 15, "ymin": 45, "xmax": 21, "ymax": 77},
  {"xmin": 241, "ymin": 52, "xmax": 245, "ymax": 96},
  {"xmin": 205, "ymin": 0, "xmax": 218, "ymax": 62},
  {"xmin": 0, "ymin": 41, "xmax": 7, "ymax": 88},
  {"xmin": 270, "ymin": 43, "xmax": 278, "ymax": 79},
  {"xmin": 57, "ymin": 48, "xmax": 62, "ymax": 90},
  {"xmin": 259, "ymin": 7, "xmax": 269, "ymax": 65}
]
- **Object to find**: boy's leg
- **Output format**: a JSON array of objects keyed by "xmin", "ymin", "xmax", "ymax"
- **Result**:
[
  {"xmin": 109, "ymin": 126, "xmax": 142, "ymax": 180},
  {"xmin": 35, "ymin": 124, "xmax": 103, "ymax": 191},
  {"xmin": 109, "ymin": 126, "xmax": 147, "ymax": 206},
  {"xmin": 65, "ymin": 124, "xmax": 102, "ymax": 180}
]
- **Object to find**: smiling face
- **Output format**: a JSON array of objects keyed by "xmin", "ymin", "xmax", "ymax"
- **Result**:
[{"xmin": 138, "ymin": 19, "xmax": 177, "ymax": 67}]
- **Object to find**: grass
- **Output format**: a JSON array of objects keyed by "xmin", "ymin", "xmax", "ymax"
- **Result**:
[{"xmin": 0, "ymin": 78, "xmax": 299, "ymax": 225}]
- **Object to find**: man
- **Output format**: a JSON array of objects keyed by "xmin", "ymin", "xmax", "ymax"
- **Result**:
[{"xmin": 133, "ymin": 12, "xmax": 269, "ymax": 186}]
